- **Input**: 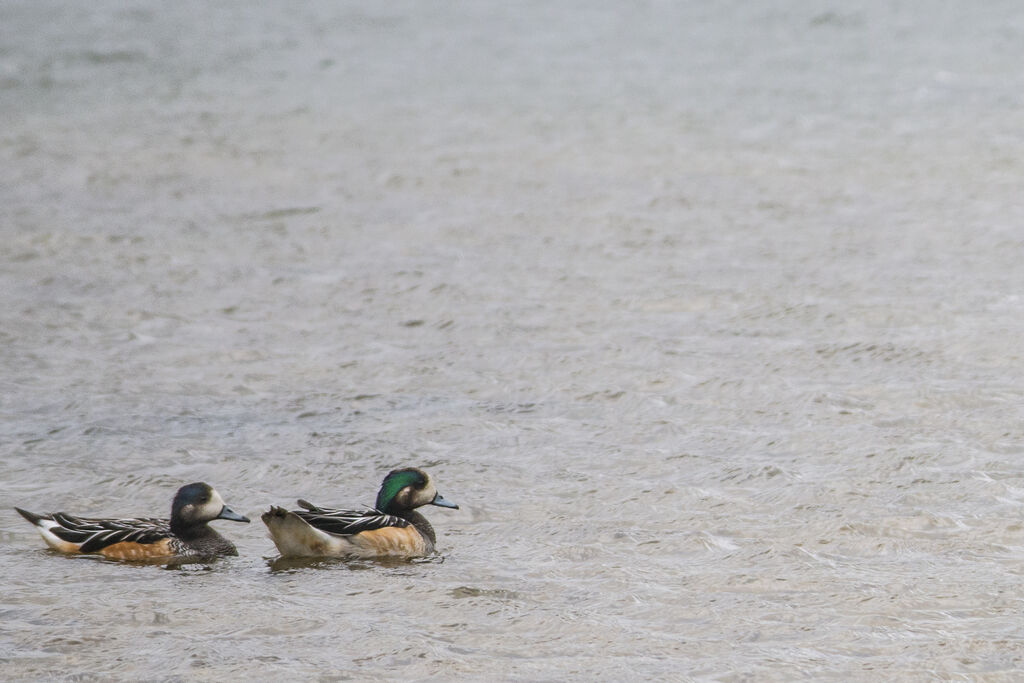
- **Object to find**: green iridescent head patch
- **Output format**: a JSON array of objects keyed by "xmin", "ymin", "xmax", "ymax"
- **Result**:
[{"xmin": 375, "ymin": 469, "xmax": 426, "ymax": 511}]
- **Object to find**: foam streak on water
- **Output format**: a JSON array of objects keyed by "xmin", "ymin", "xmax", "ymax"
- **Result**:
[{"xmin": 3, "ymin": 1, "xmax": 1024, "ymax": 679}]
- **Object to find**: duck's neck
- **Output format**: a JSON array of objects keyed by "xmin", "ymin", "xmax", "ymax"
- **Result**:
[
  {"xmin": 171, "ymin": 518, "xmax": 209, "ymax": 540},
  {"xmin": 170, "ymin": 520, "xmax": 236, "ymax": 555},
  {"xmin": 389, "ymin": 508, "xmax": 436, "ymax": 545}
]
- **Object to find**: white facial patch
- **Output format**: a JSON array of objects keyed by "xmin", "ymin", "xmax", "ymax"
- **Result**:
[
  {"xmin": 411, "ymin": 480, "xmax": 438, "ymax": 507},
  {"xmin": 199, "ymin": 489, "xmax": 226, "ymax": 520}
]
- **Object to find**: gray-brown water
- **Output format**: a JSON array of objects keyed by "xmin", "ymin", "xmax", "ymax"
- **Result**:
[{"xmin": 3, "ymin": 1, "xmax": 1024, "ymax": 680}]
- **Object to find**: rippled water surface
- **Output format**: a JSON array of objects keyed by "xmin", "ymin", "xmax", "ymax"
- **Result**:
[{"xmin": 4, "ymin": 1, "xmax": 1024, "ymax": 680}]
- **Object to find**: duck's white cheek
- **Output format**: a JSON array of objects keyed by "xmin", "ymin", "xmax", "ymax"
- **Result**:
[
  {"xmin": 415, "ymin": 485, "xmax": 438, "ymax": 507},
  {"xmin": 198, "ymin": 491, "xmax": 227, "ymax": 519}
]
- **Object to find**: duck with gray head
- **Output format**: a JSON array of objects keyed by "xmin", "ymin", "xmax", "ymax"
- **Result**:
[{"xmin": 15, "ymin": 482, "xmax": 250, "ymax": 561}]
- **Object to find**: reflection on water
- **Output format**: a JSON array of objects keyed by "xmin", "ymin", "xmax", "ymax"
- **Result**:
[
  {"xmin": 266, "ymin": 554, "xmax": 443, "ymax": 573},
  {"xmin": 5, "ymin": 0, "xmax": 1024, "ymax": 679}
]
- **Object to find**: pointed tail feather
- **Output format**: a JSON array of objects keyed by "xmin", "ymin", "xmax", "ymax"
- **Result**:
[
  {"xmin": 15, "ymin": 507, "xmax": 48, "ymax": 526},
  {"xmin": 15, "ymin": 507, "xmax": 80, "ymax": 553}
]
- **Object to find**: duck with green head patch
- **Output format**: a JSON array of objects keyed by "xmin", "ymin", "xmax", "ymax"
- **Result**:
[
  {"xmin": 261, "ymin": 468, "xmax": 459, "ymax": 559},
  {"xmin": 15, "ymin": 482, "xmax": 250, "ymax": 561}
]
